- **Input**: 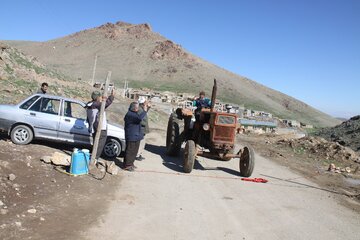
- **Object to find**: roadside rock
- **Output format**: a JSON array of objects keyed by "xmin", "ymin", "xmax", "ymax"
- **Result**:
[
  {"xmin": 50, "ymin": 152, "xmax": 71, "ymax": 166},
  {"xmin": 0, "ymin": 209, "xmax": 8, "ymax": 215},
  {"xmin": 40, "ymin": 156, "xmax": 52, "ymax": 164},
  {"xmin": 0, "ymin": 200, "xmax": 4, "ymax": 206},
  {"xmin": 8, "ymin": 174, "xmax": 16, "ymax": 181},
  {"xmin": 106, "ymin": 162, "xmax": 119, "ymax": 175},
  {"xmin": 27, "ymin": 208, "xmax": 37, "ymax": 214},
  {"xmin": 328, "ymin": 163, "xmax": 336, "ymax": 172},
  {"xmin": 0, "ymin": 160, "xmax": 9, "ymax": 168}
]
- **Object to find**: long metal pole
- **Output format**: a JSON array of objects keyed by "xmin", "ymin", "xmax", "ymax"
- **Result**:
[
  {"xmin": 90, "ymin": 71, "xmax": 111, "ymax": 166},
  {"xmin": 210, "ymin": 78, "xmax": 217, "ymax": 112},
  {"xmin": 123, "ymin": 80, "xmax": 127, "ymax": 98}
]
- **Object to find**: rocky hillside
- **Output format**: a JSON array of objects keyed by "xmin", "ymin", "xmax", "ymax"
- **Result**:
[
  {"xmin": 315, "ymin": 115, "xmax": 360, "ymax": 152},
  {"xmin": 5, "ymin": 21, "xmax": 340, "ymax": 127},
  {"xmin": 0, "ymin": 42, "xmax": 92, "ymax": 104}
]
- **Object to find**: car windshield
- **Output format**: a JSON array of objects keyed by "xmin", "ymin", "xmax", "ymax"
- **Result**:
[{"xmin": 217, "ymin": 115, "xmax": 235, "ymax": 125}]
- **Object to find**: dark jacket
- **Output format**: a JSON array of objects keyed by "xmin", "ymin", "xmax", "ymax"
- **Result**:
[
  {"xmin": 86, "ymin": 95, "xmax": 114, "ymax": 133},
  {"xmin": 138, "ymin": 106, "xmax": 150, "ymax": 135},
  {"xmin": 124, "ymin": 109, "xmax": 147, "ymax": 141},
  {"xmin": 37, "ymin": 89, "xmax": 46, "ymax": 94},
  {"xmin": 193, "ymin": 98, "xmax": 211, "ymax": 109}
]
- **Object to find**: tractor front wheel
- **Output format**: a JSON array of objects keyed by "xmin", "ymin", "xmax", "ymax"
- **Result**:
[
  {"xmin": 239, "ymin": 146, "xmax": 255, "ymax": 177},
  {"xmin": 183, "ymin": 140, "xmax": 196, "ymax": 173}
]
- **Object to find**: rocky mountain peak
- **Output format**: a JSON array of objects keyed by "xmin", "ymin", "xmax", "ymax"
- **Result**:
[{"xmin": 97, "ymin": 21, "xmax": 152, "ymax": 40}]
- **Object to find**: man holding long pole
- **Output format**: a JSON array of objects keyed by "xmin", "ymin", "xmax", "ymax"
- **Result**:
[{"xmin": 87, "ymin": 84, "xmax": 114, "ymax": 164}]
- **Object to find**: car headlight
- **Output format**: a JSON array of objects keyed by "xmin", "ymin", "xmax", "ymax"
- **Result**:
[{"xmin": 203, "ymin": 123, "xmax": 210, "ymax": 131}]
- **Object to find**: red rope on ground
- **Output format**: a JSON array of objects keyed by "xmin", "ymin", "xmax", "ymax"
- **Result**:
[{"xmin": 135, "ymin": 169, "xmax": 265, "ymax": 181}]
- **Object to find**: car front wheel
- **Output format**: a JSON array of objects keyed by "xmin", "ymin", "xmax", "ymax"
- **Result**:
[
  {"xmin": 102, "ymin": 138, "xmax": 122, "ymax": 158},
  {"xmin": 11, "ymin": 125, "xmax": 34, "ymax": 145}
]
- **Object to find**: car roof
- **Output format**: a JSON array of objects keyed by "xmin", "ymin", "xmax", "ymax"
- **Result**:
[{"xmin": 18, "ymin": 94, "xmax": 86, "ymax": 107}]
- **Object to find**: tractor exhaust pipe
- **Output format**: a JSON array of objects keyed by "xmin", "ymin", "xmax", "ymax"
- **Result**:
[{"xmin": 210, "ymin": 78, "xmax": 217, "ymax": 112}]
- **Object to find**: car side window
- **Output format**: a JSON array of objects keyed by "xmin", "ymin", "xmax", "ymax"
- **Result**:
[
  {"xmin": 29, "ymin": 97, "xmax": 60, "ymax": 115},
  {"xmin": 20, "ymin": 96, "xmax": 40, "ymax": 109},
  {"xmin": 64, "ymin": 101, "xmax": 87, "ymax": 120}
]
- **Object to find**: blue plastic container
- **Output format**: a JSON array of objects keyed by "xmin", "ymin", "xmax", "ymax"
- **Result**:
[
  {"xmin": 70, "ymin": 148, "xmax": 90, "ymax": 175},
  {"xmin": 82, "ymin": 149, "xmax": 90, "ymax": 165}
]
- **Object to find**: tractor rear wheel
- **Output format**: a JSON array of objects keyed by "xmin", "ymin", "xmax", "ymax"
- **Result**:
[
  {"xmin": 166, "ymin": 115, "xmax": 181, "ymax": 156},
  {"xmin": 183, "ymin": 140, "xmax": 196, "ymax": 173},
  {"xmin": 239, "ymin": 146, "xmax": 255, "ymax": 177}
]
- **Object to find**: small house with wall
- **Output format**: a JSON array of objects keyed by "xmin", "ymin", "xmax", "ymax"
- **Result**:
[
  {"xmin": 128, "ymin": 89, "xmax": 151, "ymax": 101},
  {"xmin": 244, "ymin": 109, "xmax": 255, "ymax": 117},
  {"xmin": 282, "ymin": 119, "xmax": 301, "ymax": 128},
  {"xmin": 151, "ymin": 95, "xmax": 162, "ymax": 103},
  {"xmin": 239, "ymin": 118, "xmax": 277, "ymax": 133},
  {"xmin": 259, "ymin": 111, "xmax": 273, "ymax": 118}
]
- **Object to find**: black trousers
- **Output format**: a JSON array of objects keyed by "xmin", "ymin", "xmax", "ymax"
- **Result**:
[
  {"xmin": 124, "ymin": 141, "xmax": 140, "ymax": 167},
  {"xmin": 93, "ymin": 130, "xmax": 107, "ymax": 159}
]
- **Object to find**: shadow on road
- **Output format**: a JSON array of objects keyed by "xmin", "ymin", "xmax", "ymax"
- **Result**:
[
  {"xmin": 0, "ymin": 133, "xmax": 9, "ymax": 142},
  {"xmin": 145, "ymin": 143, "xmax": 243, "ymax": 177},
  {"xmin": 215, "ymin": 167, "xmax": 240, "ymax": 177},
  {"xmin": 145, "ymin": 143, "xmax": 205, "ymax": 173}
]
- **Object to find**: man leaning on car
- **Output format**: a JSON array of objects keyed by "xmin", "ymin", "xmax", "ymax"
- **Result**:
[
  {"xmin": 86, "ymin": 89, "xmax": 114, "ymax": 161},
  {"xmin": 37, "ymin": 82, "xmax": 48, "ymax": 94}
]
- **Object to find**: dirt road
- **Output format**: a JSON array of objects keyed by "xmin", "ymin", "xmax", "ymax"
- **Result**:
[{"xmin": 83, "ymin": 131, "xmax": 360, "ymax": 240}]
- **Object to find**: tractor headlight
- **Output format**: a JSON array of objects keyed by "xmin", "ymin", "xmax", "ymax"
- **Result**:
[{"xmin": 203, "ymin": 123, "xmax": 210, "ymax": 131}]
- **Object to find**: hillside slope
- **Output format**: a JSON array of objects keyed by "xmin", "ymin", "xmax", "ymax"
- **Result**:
[
  {"xmin": 315, "ymin": 115, "xmax": 360, "ymax": 152},
  {"xmin": 0, "ymin": 41, "xmax": 92, "ymax": 104},
  {"xmin": 5, "ymin": 21, "xmax": 341, "ymax": 127}
]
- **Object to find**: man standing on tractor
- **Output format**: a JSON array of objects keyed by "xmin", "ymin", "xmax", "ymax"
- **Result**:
[{"xmin": 193, "ymin": 91, "xmax": 211, "ymax": 121}]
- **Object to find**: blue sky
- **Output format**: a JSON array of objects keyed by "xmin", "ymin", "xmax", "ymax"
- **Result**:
[{"xmin": 1, "ymin": 0, "xmax": 359, "ymax": 118}]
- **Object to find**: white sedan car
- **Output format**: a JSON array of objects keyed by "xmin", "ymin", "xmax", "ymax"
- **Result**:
[{"xmin": 0, "ymin": 94, "xmax": 125, "ymax": 158}]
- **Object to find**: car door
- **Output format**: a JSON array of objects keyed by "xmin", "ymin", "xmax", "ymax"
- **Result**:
[
  {"xmin": 26, "ymin": 97, "xmax": 61, "ymax": 140},
  {"xmin": 58, "ymin": 100, "xmax": 91, "ymax": 145}
]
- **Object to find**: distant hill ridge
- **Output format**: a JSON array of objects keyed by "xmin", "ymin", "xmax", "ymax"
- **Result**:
[{"xmin": 4, "ymin": 21, "xmax": 341, "ymax": 127}]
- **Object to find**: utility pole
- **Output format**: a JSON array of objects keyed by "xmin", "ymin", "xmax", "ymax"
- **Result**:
[
  {"xmin": 91, "ymin": 54, "xmax": 98, "ymax": 86},
  {"xmin": 123, "ymin": 80, "xmax": 128, "ymax": 98},
  {"xmin": 90, "ymin": 71, "xmax": 111, "ymax": 166}
]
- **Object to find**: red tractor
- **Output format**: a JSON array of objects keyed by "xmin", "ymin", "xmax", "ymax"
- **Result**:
[{"xmin": 166, "ymin": 79, "xmax": 255, "ymax": 176}]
